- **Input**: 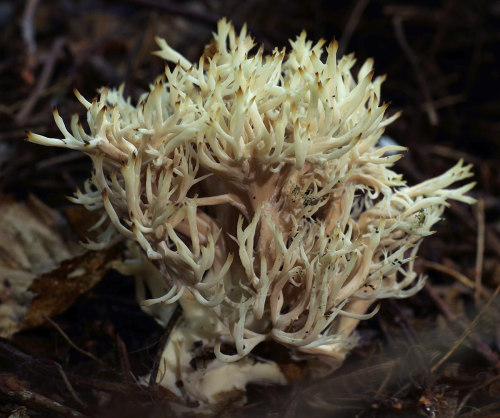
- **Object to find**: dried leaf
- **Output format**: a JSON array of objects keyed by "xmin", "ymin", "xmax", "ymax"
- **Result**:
[
  {"xmin": 0, "ymin": 194, "xmax": 115, "ymax": 336},
  {"xmin": 64, "ymin": 206, "xmax": 105, "ymax": 241},
  {"xmin": 21, "ymin": 247, "xmax": 118, "ymax": 330}
]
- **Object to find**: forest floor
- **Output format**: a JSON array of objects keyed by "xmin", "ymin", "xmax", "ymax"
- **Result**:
[{"xmin": 0, "ymin": 1, "xmax": 499, "ymax": 417}]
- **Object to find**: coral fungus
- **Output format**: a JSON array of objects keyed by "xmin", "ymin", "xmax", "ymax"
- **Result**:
[{"xmin": 28, "ymin": 18, "xmax": 475, "ymax": 406}]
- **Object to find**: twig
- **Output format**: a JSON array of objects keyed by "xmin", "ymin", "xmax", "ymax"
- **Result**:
[
  {"xmin": 15, "ymin": 37, "xmax": 65, "ymax": 125},
  {"xmin": 384, "ymin": 5, "xmax": 446, "ymax": 22},
  {"xmin": 392, "ymin": 16, "xmax": 438, "ymax": 126},
  {"xmin": 20, "ymin": 0, "xmax": 40, "ymax": 85},
  {"xmin": 338, "ymin": 0, "xmax": 370, "ymax": 56},
  {"xmin": 283, "ymin": 386, "xmax": 301, "ymax": 418},
  {"xmin": 123, "ymin": 0, "xmax": 286, "ymax": 45},
  {"xmin": 455, "ymin": 373, "xmax": 500, "ymax": 415},
  {"xmin": 149, "ymin": 304, "xmax": 182, "ymax": 386},
  {"xmin": 377, "ymin": 316, "xmax": 395, "ymax": 345},
  {"xmin": 0, "ymin": 339, "xmax": 144, "ymax": 395},
  {"xmin": 425, "ymin": 277, "xmax": 499, "ymax": 368},
  {"xmin": 44, "ymin": 359, "xmax": 86, "ymax": 407},
  {"xmin": 421, "ymin": 94, "xmax": 465, "ymax": 111},
  {"xmin": 429, "ymin": 0, "xmax": 456, "ymax": 57},
  {"xmin": 124, "ymin": 0, "xmax": 221, "ymax": 27},
  {"xmin": 35, "ymin": 151, "xmax": 86, "ymax": 170},
  {"xmin": 429, "ymin": 145, "xmax": 481, "ymax": 165},
  {"xmin": 424, "ymin": 282, "xmax": 457, "ymax": 322},
  {"xmin": 21, "ymin": 0, "xmax": 39, "ymax": 55},
  {"xmin": 420, "ymin": 259, "xmax": 491, "ymax": 299},
  {"xmin": 486, "ymin": 227, "xmax": 500, "ymax": 258},
  {"xmin": 374, "ymin": 360, "xmax": 396, "ymax": 397},
  {"xmin": 0, "ymin": 372, "xmax": 86, "ymax": 417},
  {"xmin": 43, "ymin": 315, "xmax": 106, "ymax": 367},
  {"xmin": 475, "ymin": 197, "xmax": 485, "ymax": 305},
  {"xmin": 116, "ymin": 334, "xmax": 134, "ymax": 383},
  {"xmin": 430, "ymin": 284, "xmax": 500, "ymax": 374},
  {"xmin": 389, "ymin": 300, "xmax": 429, "ymax": 377},
  {"xmin": 123, "ymin": 12, "xmax": 157, "ymax": 97}
]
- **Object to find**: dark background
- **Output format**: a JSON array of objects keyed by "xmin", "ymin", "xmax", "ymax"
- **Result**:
[{"xmin": 0, "ymin": 0, "xmax": 499, "ymax": 416}]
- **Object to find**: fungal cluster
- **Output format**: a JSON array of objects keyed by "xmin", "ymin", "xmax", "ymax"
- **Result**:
[{"xmin": 28, "ymin": 19, "xmax": 475, "ymax": 407}]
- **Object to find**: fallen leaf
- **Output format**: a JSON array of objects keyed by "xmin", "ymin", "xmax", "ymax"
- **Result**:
[
  {"xmin": 21, "ymin": 246, "xmax": 119, "ymax": 330},
  {"xmin": 0, "ymin": 194, "xmax": 116, "ymax": 336}
]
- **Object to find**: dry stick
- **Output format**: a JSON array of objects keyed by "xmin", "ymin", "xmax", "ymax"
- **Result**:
[
  {"xmin": 302, "ymin": 360, "xmax": 401, "ymax": 411},
  {"xmin": 388, "ymin": 300, "xmax": 429, "ymax": 376},
  {"xmin": 43, "ymin": 315, "xmax": 106, "ymax": 367},
  {"xmin": 124, "ymin": 0, "xmax": 286, "ymax": 44},
  {"xmin": 474, "ymin": 197, "xmax": 485, "ymax": 306},
  {"xmin": 124, "ymin": 0, "xmax": 221, "ymax": 26},
  {"xmin": 420, "ymin": 93, "xmax": 465, "ymax": 111},
  {"xmin": 15, "ymin": 37, "xmax": 65, "ymax": 125},
  {"xmin": 283, "ymin": 388, "xmax": 301, "ymax": 418},
  {"xmin": 374, "ymin": 360, "xmax": 396, "ymax": 397},
  {"xmin": 430, "ymin": 283, "xmax": 500, "ymax": 374},
  {"xmin": 429, "ymin": 0, "xmax": 456, "ymax": 57},
  {"xmin": 36, "ymin": 151, "xmax": 85, "ymax": 170},
  {"xmin": 392, "ymin": 16, "xmax": 439, "ymax": 126},
  {"xmin": 116, "ymin": 334, "xmax": 134, "ymax": 383},
  {"xmin": 123, "ymin": 12, "xmax": 157, "ymax": 96},
  {"xmin": 20, "ymin": 0, "xmax": 40, "ymax": 79},
  {"xmin": 149, "ymin": 304, "xmax": 182, "ymax": 386},
  {"xmin": 458, "ymin": 402, "xmax": 500, "ymax": 418},
  {"xmin": 21, "ymin": 0, "xmax": 39, "ymax": 54},
  {"xmin": 425, "ymin": 277, "xmax": 499, "ymax": 368},
  {"xmin": 430, "ymin": 145, "xmax": 482, "ymax": 166},
  {"xmin": 45, "ymin": 358, "xmax": 87, "ymax": 407},
  {"xmin": 486, "ymin": 226, "xmax": 500, "ymax": 259},
  {"xmin": 420, "ymin": 259, "xmax": 491, "ymax": 299},
  {"xmin": 338, "ymin": 0, "xmax": 370, "ymax": 56},
  {"xmin": 0, "ymin": 373, "xmax": 86, "ymax": 417},
  {"xmin": 0, "ymin": 339, "xmax": 140, "ymax": 395},
  {"xmin": 455, "ymin": 374, "xmax": 500, "ymax": 415},
  {"xmin": 424, "ymin": 282, "xmax": 457, "ymax": 322}
]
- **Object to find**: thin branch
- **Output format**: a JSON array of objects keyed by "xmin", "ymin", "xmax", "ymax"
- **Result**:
[
  {"xmin": 424, "ymin": 282, "xmax": 457, "ymax": 322},
  {"xmin": 43, "ymin": 315, "xmax": 106, "ymax": 367},
  {"xmin": 15, "ymin": 37, "xmax": 65, "ymax": 125},
  {"xmin": 45, "ymin": 359, "xmax": 86, "ymax": 407},
  {"xmin": 149, "ymin": 304, "xmax": 182, "ymax": 386},
  {"xmin": 429, "ymin": 145, "xmax": 481, "ymax": 165},
  {"xmin": 123, "ymin": 0, "xmax": 286, "ymax": 45},
  {"xmin": 455, "ymin": 373, "xmax": 500, "ymax": 415},
  {"xmin": 21, "ymin": 0, "xmax": 39, "ymax": 55},
  {"xmin": 35, "ymin": 151, "xmax": 86, "ymax": 170},
  {"xmin": 420, "ymin": 259, "xmax": 491, "ymax": 299},
  {"xmin": 0, "ymin": 372, "xmax": 86, "ymax": 417},
  {"xmin": 475, "ymin": 197, "xmax": 485, "ymax": 305},
  {"xmin": 420, "ymin": 93, "xmax": 465, "ymax": 111},
  {"xmin": 392, "ymin": 16, "xmax": 438, "ymax": 126},
  {"xmin": 338, "ymin": 0, "xmax": 370, "ymax": 56},
  {"xmin": 20, "ymin": 0, "xmax": 40, "ymax": 86},
  {"xmin": 123, "ymin": 0, "xmax": 223, "ymax": 27},
  {"xmin": 430, "ymin": 283, "xmax": 500, "ymax": 374},
  {"xmin": 116, "ymin": 334, "xmax": 134, "ymax": 383}
]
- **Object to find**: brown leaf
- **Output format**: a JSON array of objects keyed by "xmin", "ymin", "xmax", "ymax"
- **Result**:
[
  {"xmin": 0, "ymin": 194, "xmax": 117, "ymax": 336},
  {"xmin": 21, "ymin": 247, "xmax": 118, "ymax": 330},
  {"xmin": 0, "ymin": 195, "xmax": 77, "ymax": 274},
  {"xmin": 0, "ymin": 195, "xmax": 76, "ymax": 337},
  {"xmin": 64, "ymin": 205, "xmax": 105, "ymax": 241}
]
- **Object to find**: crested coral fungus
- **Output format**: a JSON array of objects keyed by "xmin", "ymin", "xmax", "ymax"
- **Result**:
[{"xmin": 28, "ymin": 19, "xmax": 475, "ymax": 408}]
